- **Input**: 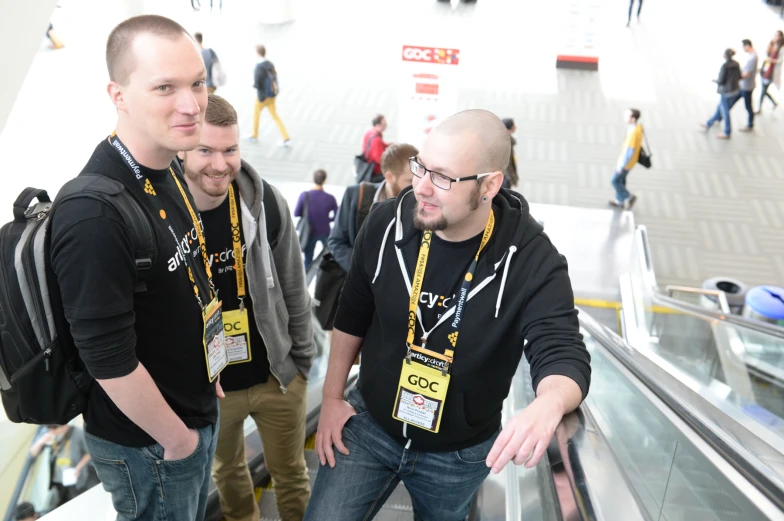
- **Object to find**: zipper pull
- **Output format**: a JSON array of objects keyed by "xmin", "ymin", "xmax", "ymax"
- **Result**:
[{"xmin": 44, "ymin": 349, "xmax": 52, "ymax": 373}]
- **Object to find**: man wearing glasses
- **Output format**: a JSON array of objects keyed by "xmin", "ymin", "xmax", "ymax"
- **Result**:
[{"xmin": 304, "ymin": 109, "xmax": 591, "ymax": 520}]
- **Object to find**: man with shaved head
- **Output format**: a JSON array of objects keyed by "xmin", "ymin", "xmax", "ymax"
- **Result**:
[
  {"xmin": 49, "ymin": 15, "xmax": 220, "ymax": 521},
  {"xmin": 305, "ymin": 110, "xmax": 590, "ymax": 520}
]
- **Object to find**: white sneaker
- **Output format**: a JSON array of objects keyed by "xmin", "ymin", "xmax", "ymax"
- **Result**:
[
  {"xmin": 280, "ymin": 139, "xmax": 291, "ymax": 148},
  {"xmin": 245, "ymin": 136, "xmax": 258, "ymax": 143}
]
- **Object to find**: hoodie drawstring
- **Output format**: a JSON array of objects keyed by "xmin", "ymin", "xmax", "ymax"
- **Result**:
[
  {"xmin": 373, "ymin": 218, "xmax": 396, "ymax": 284},
  {"xmin": 495, "ymin": 246, "xmax": 517, "ymax": 318}
]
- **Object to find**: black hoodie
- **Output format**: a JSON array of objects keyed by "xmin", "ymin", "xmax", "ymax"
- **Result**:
[{"xmin": 334, "ymin": 186, "xmax": 591, "ymax": 452}]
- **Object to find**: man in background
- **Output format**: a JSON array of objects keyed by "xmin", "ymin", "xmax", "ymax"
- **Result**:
[
  {"xmin": 14, "ymin": 503, "xmax": 38, "ymax": 521},
  {"xmin": 295, "ymin": 169, "xmax": 339, "ymax": 269},
  {"xmin": 248, "ymin": 45, "xmax": 290, "ymax": 146},
  {"xmin": 501, "ymin": 118, "xmax": 518, "ymax": 189},
  {"xmin": 328, "ymin": 143, "xmax": 418, "ymax": 273},
  {"xmin": 361, "ymin": 115, "xmax": 389, "ymax": 179},
  {"xmin": 194, "ymin": 32, "xmax": 220, "ymax": 93},
  {"xmin": 610, "ymin": 108, "xmax": 643, "ymax": 209}
]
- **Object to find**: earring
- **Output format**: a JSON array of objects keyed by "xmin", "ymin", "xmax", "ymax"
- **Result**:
[{"xmin": 482, "ymin": 196, "xmax": 489, "ymax": 203}]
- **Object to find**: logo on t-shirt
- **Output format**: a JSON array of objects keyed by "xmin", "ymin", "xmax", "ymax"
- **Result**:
[{"xmin": 166, "ymin": 219, "xmax": 204, "ymax": 272}]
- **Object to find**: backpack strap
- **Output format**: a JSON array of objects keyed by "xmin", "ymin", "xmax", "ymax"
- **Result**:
[
  {"xmin": 52, "ymin": 175, "xmax": 156, "ymax": 293},
  {"xmin": 363, "ymin": 133, "xmax": 378, "ymax": 160},
  {"xmin": 355, "ymin": 182, "xmax": 376, "ymax": 233},
  {"xmin": 261, "ymin": 179, "xmax": 281, "ymax": 250}
]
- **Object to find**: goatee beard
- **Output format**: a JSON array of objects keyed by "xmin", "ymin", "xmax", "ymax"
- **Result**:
[{"xmin": 412, "ymin": 204, "xmax": 448, "ymax": 231}]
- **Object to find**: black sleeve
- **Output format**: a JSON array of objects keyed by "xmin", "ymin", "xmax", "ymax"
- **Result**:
[
  {"xmin": 521, "ymin": 245, "xmax": 591, "ymax": 400},
  {"xmin": 327, "ymin": 187, "xmax": 356, "ymax": 273},
  {"xmin": 717, "ymin": 63, "xmax": 728, "ymax": 86},
  {"xmin": 332, "ymin": 211, "xmax": 376, "ymax": 337},
  {"xmin": 253, "ymin": 64, "xmax": 263, "ymax": 90},
  {"xmin": 50, "ymin": 198, "xmax": 139, "ymax": 380}
]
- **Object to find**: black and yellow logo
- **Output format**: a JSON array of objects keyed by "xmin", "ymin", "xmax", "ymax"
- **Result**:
[
  {"xmin": 144, "ymin": 179, "xmax": 157, "ymax": 196},
  {"xmin": 448, "ymin": 332, "xmax": 458, "ymax": 347}
]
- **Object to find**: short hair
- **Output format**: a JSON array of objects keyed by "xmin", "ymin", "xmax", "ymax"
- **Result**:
[
  {"xmin": 14, "ymin": 502, "xmax": 36, "ymax": 521},
  {"xmin": 194, "ymin": 32, "xmax": 203, "ymax": 44},
  {"xmin": 372, "ymin": 114, "xmax": 385, "ymax": 127},
  {"xmin": 256, "ymin": 45, "xmax": 266, "ymax": 57},
  {"xmin": 205, "ymin": 94, "xmax": 238, "ymax": 127},
  {"xmin": 381, "ymin": 143, "xmax": 419, "ymax": 176},
  {"xmin": 313, "ymin": 169, "xmax": 327, "ymax": 185},
  {"xmin": 629, "ymin": 108, "xmax": 641, "ymax": 121},
  {"xmin": 742, "ymin": 39, "xmax": 752, "ymax": 47},
  {"xmin": 106, "ymin": 15, "xmax": 191, "ymax": 85},
  {"xmin": 502, "ymin": 118, "xmax": 515, "ymax": 130},
  {"xmin": 724, "ymin": 48, "xmax": 736, "ymax": 60},
  {"xmin": 433, "ymin": 110, "xmax": 511, "ymax": 173}
]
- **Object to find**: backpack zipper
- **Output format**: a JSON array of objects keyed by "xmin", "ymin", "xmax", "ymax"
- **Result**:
[
  {"xmin": 21, "ymin": 214, "xmax": 53, "ymax": 346},
  {"xmin": 9, "ymin": 347, "xmax": 51, "ymax": 383}
]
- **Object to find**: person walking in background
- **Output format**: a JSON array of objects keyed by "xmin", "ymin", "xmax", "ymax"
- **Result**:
[
  {"xmin": 610, "ymin": 108, "xmax": 643, "ymax": 209},
  {"xmin": 757, "ymin": 30, "xmax": 784, "ymax": 114},
  {"xmin": 501, "ymin": 118, "xmax": 518, "ymax": 189},
  {"xmin": 701, "ymin": 48, "xmax": 741, "ymax": 139},
  {"xmin": 14, "ymin": 503, "xmax": 38, "ymax": 521},
  {"xmin": 361, "ymin": 115, "xmax": 390, "ymax": 178},
  {"xmin": 194, "ymin": 32, "xmax": 220, "ymax": 93},
  {"xmin": 735, "ymin": 39, "xmax": 758, "ymax": 132},
  {"xmin": 248, "ymin": 45, "xmax": 290, "ymax": 146},
  {"xmin": 627, "ymin": 0, "xmax": 642, "ymax": 26},
  {"xmin": 295, "ymin": 169, "xmax": 338, "ymax": 269}
]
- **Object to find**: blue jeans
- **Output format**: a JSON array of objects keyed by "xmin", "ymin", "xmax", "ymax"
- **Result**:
[
  {"xmin": 706, "ymin": 92, "xmax": 736, "ymax": 135},
  {"xmin": 611, "ymin": 169, "xmax": 630, "ymax": 204},
  {"xmin": 302, "ymin": 234, "xmax": 328, "ymax": 270},
  {"xmin": 303, "ymin": 389, "xmax": 500, "ymax": 521},
  {"xmin": 84, "ymin": 422, "xmax": 219, "ymax": 521},
  {"xmin": 727, "ymin": 90, "xmax": 754, "ymax": 128}
]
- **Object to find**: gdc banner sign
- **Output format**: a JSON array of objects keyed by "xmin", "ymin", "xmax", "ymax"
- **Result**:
[{"xmin": 402, "ymin": 46, "xmax": 460, "ymax": 65}]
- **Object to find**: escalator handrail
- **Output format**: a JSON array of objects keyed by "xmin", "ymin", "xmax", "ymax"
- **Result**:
[
  {"xmin": 546, "ymin": 405, "xmax": 652, "ymax": 521},
  {"xmin": 636, "ymin": 225, "xmax": 784, "ymax": 339},
  {"xmin": 579, "ymin": 307, "xmax": 784, "ymax": 511}
]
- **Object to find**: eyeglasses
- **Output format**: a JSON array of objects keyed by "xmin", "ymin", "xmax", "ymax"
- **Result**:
[{"xmin": 409, "ymin": 157, "xmax": 492, "ymax": 191}]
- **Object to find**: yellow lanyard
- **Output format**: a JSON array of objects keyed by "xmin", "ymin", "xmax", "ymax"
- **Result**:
[
  {"xmin": 406, "ymin": 210, "xmax": 495, "ymax": 355},
  {"xmin": 168, "ymin": 168, "xmax": 215, "ymax": 304},
  {"xmin": 227, "ymin": 185, "xmax": 246, "ymax": 309}
]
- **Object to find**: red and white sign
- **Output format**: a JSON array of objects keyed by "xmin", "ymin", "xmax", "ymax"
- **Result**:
[
  {"xmin": 402, "ymin": 46, "xmax": 460, "ymax": 65},
  {"xmin": 413, "ymin": 395, "xmax": 425, "ymax": 406},
  {"xmin": 399, "ymin": 44, "xmax": 460, "ymax": 148}
]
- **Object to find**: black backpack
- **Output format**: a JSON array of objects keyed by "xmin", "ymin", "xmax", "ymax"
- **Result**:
[
  {"xmin": 0, "ymin": 175, "xmax": 156, "ymax": 424},
  {"xmin": 0, "ymin": 172, "xmax": 281, "ymax": 425}
]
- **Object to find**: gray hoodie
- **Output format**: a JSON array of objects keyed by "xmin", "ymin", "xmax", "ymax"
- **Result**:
[{"xmin": 235, "ymin": 159, "xmax": 315, "ymax": 389}]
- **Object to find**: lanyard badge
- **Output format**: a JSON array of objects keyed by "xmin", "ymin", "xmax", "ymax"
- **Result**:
[
  {"xmin": 108, "ymin": 132, "xmax": 228, "ymax": 382},
  {"xmin": 223, "ymin": 185, "xmax": 253, "ymax": 365},
  {"xmin": 392, "ymin": 211, "xmax": 494, "ymax": 434}
]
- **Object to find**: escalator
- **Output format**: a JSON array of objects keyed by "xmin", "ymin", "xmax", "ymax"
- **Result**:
[{"xmin": 7, "ymin": 304, "xmax": 784, "ymax": 520}]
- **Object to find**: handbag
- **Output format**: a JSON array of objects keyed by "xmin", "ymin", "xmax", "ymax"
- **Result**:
[
  {"xmin": 296, "ymin": 192, "xmax": 311, "ymax": 249},
  {"xmin": 638, "ymin": 127, "xmax": 653, "ymax": 169},
  {"xmin": 312, "ymin": 250, "xmax": 347, "ymax": 331},
  {"xmin": 354, "ymin": 134, "xmax": 384, "ymax": 183}
]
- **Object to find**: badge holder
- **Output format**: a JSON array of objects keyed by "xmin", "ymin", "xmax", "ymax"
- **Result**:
[
  {"xmin": 203, "ymin": 297, "xmax": 228, "ymax": 382},
  {"xmin": 392, "ymin": 347, "xmax": 451, "ymax": 433}
]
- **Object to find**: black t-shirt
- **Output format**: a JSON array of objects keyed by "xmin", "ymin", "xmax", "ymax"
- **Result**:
[
  {"xmin": 50, "ymin": 140, "xmax": 218, "ymax": 447},
  {"xmin": 414, "ymin": 231, "xmax": 482, "ymax": 350},
  {"xmin": 199, "ymin": 183, "xmax": 270, "ymax": 392}
]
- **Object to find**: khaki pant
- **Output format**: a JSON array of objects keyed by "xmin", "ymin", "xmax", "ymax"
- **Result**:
[
  {"xmin": 252, "ymin": 97, "xmax": 290, "ymax": 141},
  {"xmin": 212, "ymin": 374, "xmax": 310, "ymax": 521}
]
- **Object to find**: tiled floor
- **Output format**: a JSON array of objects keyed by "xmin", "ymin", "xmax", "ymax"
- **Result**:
[{"xmin": 3, "ymin": 0, "xmax": 784, "ymax": 291}]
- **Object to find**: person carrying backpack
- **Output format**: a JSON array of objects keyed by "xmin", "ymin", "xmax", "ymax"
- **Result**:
[
  {"xmin": 248, "ymin": 45, "xmax": 290, "ymax": 147},
  {"xmin": 181, "ymin": 94, "xmax": 315, "ymax": 521},
  {"xmin": 0, "ymin": 15, "xmax": 225, "ymax": 521}
]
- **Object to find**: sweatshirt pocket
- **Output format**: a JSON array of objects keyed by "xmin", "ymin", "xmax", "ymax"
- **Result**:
[{"xmin": 275, "ymin": 299, "xmax": 289, "ymax": 327}]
